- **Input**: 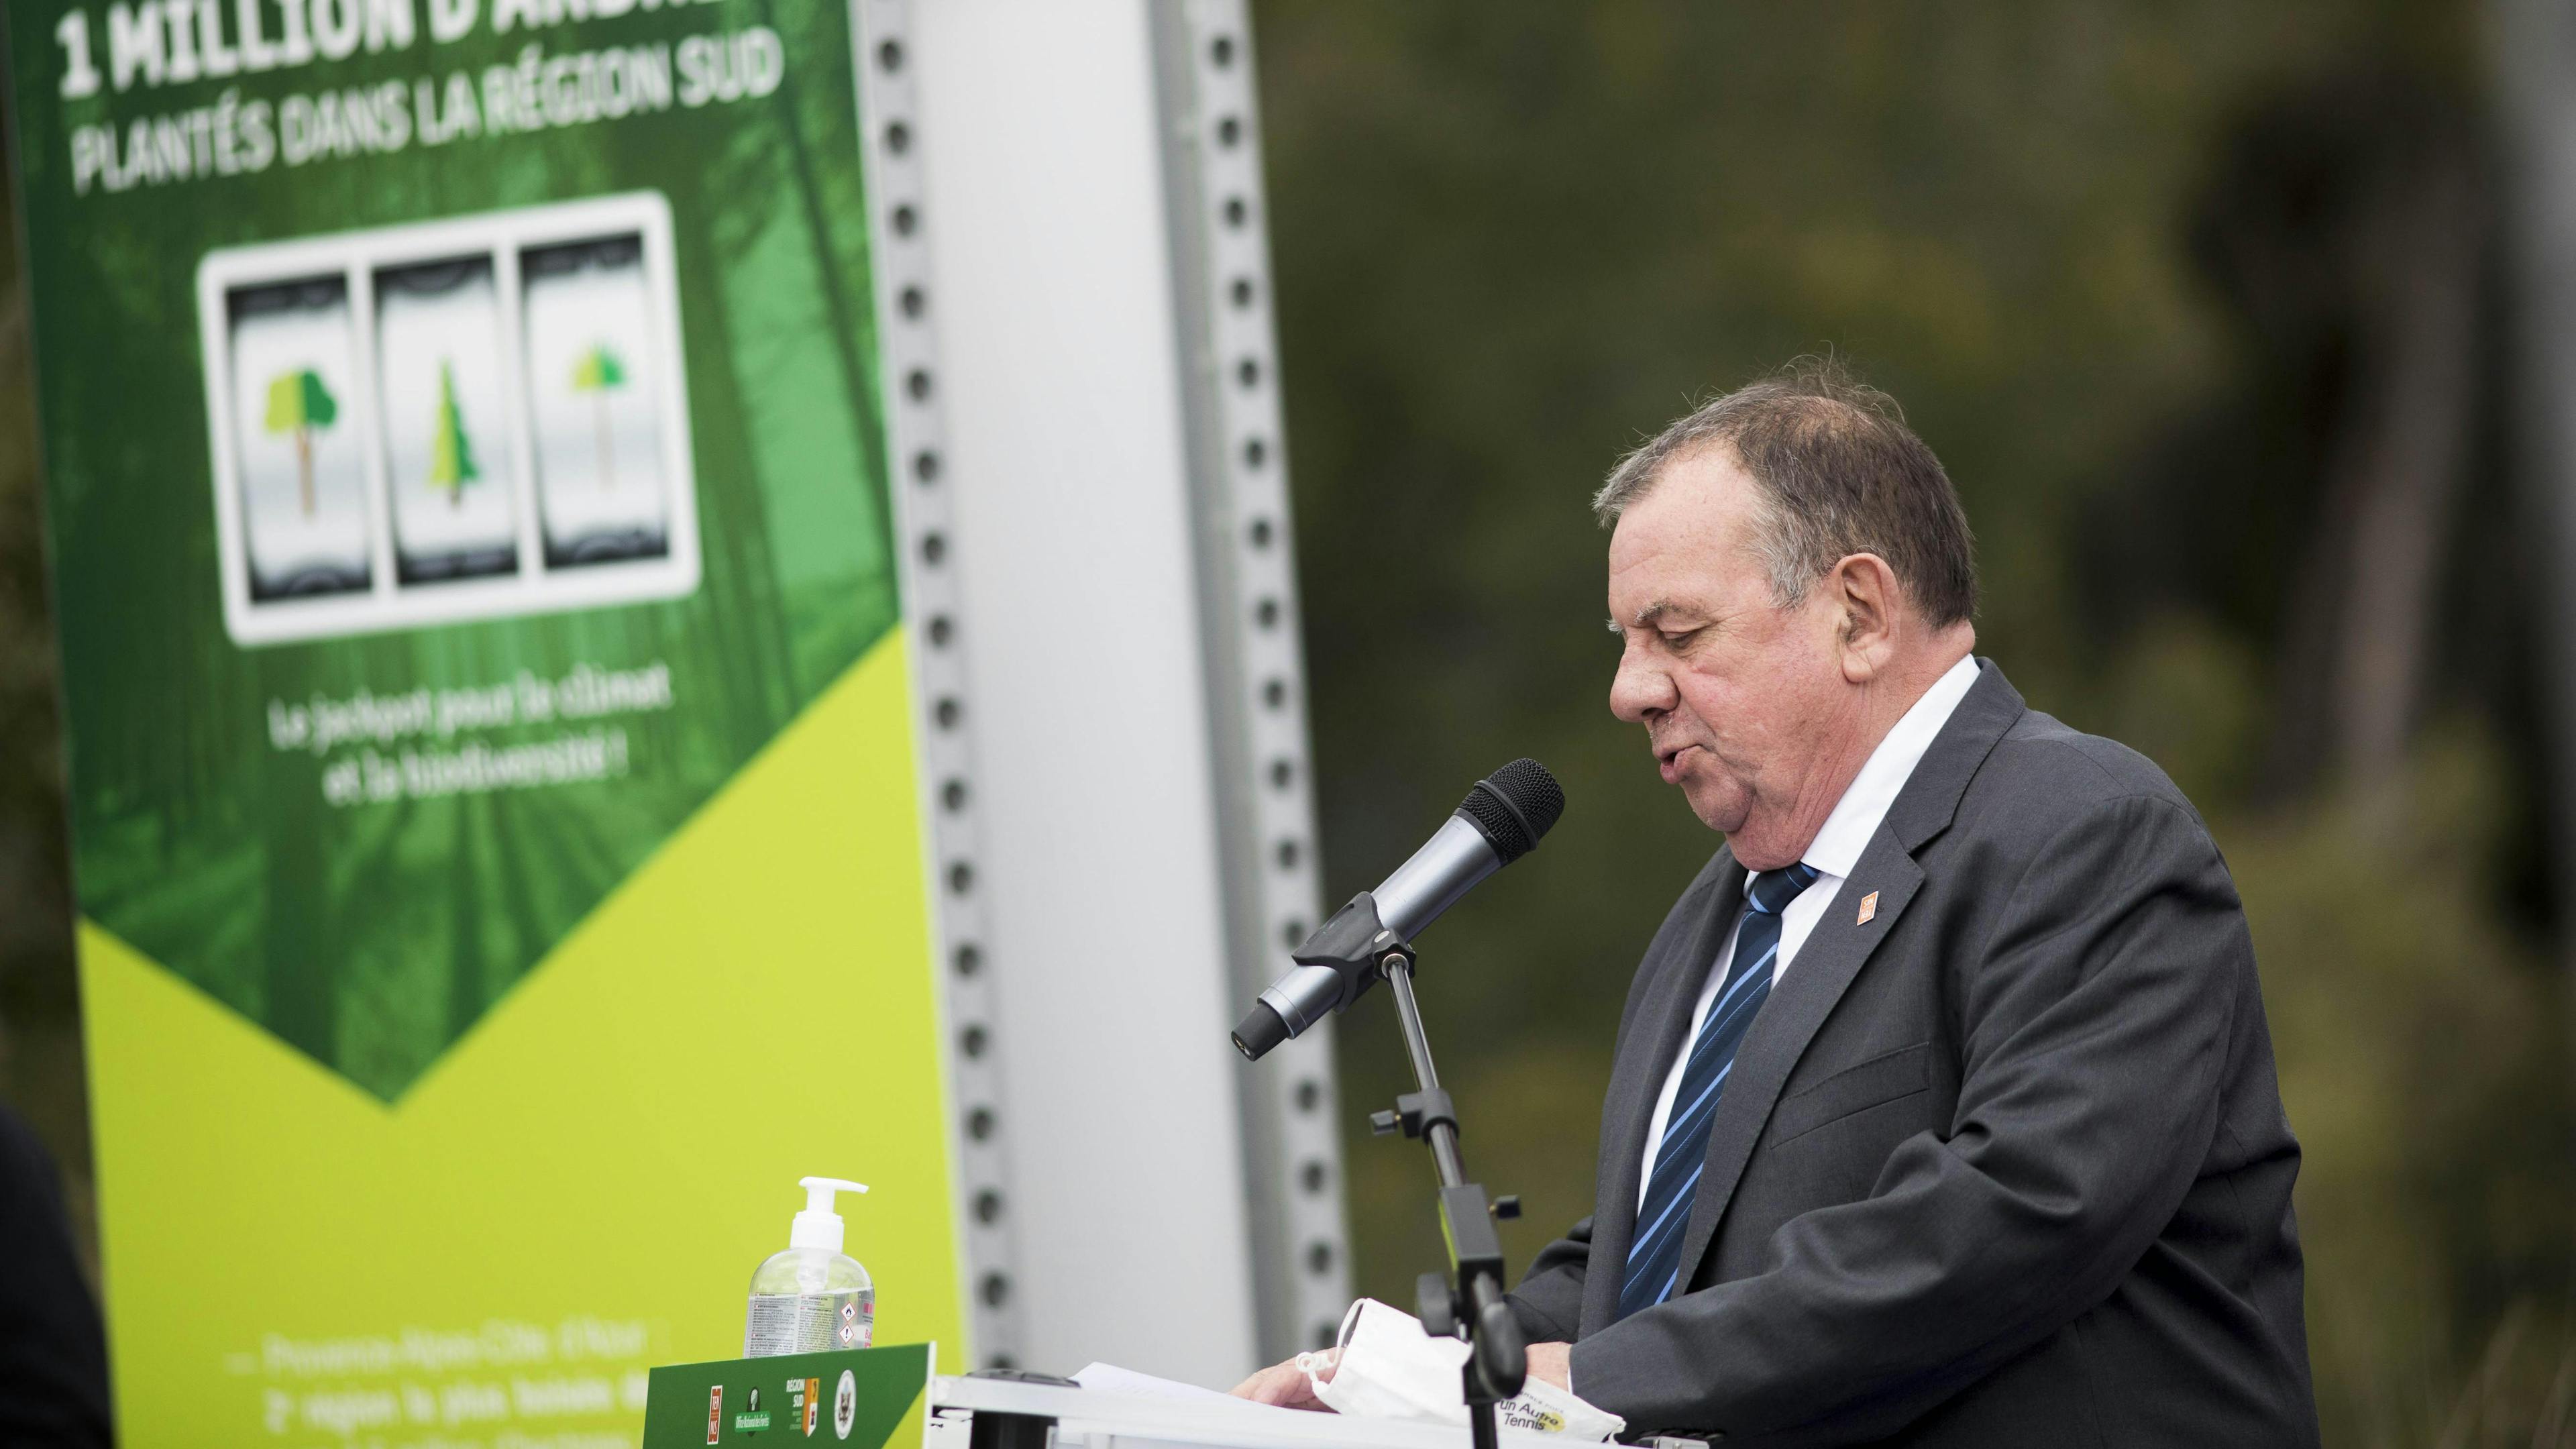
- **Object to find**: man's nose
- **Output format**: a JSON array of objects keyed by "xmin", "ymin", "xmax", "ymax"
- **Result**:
[{"xmin": 1609, "ymin": 644, "xmax": 1675, "ymax": 722}]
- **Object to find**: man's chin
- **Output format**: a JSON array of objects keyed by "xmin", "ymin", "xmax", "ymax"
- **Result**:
[
  {"xmin": 1679, "ymin": 781, "xmax": 1803, "ymax": 868},
  {"xmin": 1718, "ymin": 810, "xmax": 1813, "ymax": 869},
  {"xmin": 1678, "ymin": 780, "xmax": 1748, "ymax": 836}
]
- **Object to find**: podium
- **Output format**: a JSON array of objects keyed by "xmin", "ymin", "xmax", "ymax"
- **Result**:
[{"xmin": 643, "ymin": 1345, "xmax": 1574, "ymax": 1449}]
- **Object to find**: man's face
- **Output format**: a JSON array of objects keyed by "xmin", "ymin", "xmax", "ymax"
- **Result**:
[{"xmin": 1606, "ymin": 446, "xmax": 1851, "ymax": 862}]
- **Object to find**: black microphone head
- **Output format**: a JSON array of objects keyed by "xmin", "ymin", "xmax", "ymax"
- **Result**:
[
  {"xmin": 1455, "ymin": 758, "xmax": 1564, "ymax": 864},
  {"xmin": 1232, "ymin": 1000, "xmax": 1291, "ymax": 1061}
]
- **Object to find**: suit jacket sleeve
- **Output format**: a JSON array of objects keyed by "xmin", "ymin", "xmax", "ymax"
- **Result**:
[
  {"xmin": 1507, "ymin": 1216, "xmax": 1589, "ymax": 1341},
  {"xmin": 1566, "ymin": 793, "xmax": 2244, "ymax": 1443}
]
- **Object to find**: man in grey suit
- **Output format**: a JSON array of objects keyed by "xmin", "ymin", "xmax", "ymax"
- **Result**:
[{"xmin": 1237, "ymin": 362, "xmax": 2317, "ymax": 1445}]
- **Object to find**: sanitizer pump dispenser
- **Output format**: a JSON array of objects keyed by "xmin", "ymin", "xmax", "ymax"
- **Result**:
[{"xmin": 743, "ymin": 1177, "xmax": 874, "ymax": 1357}]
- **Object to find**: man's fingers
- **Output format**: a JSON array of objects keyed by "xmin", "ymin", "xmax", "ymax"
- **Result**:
[
  {"xmin": 1228, "ymin": 1363, "xmax": 1301, "ymax": 1404},
  {"xmin": 1226, "ymin": 1358, "xmax": 1334, "ymax": 1411}
]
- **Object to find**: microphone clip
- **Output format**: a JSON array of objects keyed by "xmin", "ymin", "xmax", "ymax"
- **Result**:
[
  {"xmin": 1231, "ymin": 892, "xmax": 1417, "ymax": 1062},
  {"xmin": 1291, "ymin": 889, "xmax": 1417, "ymax": 1013},
  {"xmin": 1233, "ymin": 890, "xmax": 1414, "ymax": 1061}
]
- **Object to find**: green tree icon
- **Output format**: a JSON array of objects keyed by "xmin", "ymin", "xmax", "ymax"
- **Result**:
[
  {"xmin": 569, "ymin": 343, "xmax": 627, "ymax": 489},
  {"xmin": 427, "ymin": 362, "xmax": 479, "ymax": 508},
  {"xmin": 262, "ymin": 368, "xmax": 339, "ymax": 517}
]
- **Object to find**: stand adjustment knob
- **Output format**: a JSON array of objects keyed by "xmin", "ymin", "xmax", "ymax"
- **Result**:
[
  {"xmin": 1415, "ymin": 1271, "xmax": 1458, "ymax": 1339},
  {"xmin": 1491, "ymin": 1195, "xmax": 1521, "ymax": 1221},
  {"xmin": 1368, "ymin": 1109, "xmax": 1400, "ymax": 1136}
]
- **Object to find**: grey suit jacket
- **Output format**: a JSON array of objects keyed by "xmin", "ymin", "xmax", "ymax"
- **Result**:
[{"xmin": 1510, "ymin": 661, "xmax": 2317, "ymax": 1447}]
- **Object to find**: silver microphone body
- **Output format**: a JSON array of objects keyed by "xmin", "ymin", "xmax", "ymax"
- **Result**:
[
  {"xmin": 1252, "ymin": 815, "xmax": 1502, "ymax": 1040},
  {"xmin": 1373, "ymin": 814, "xmax": 1505, "ymax": 939},
  {"xmin": 1233, "ymin": 757, "xmax": 1564, "ymax": 1061}
]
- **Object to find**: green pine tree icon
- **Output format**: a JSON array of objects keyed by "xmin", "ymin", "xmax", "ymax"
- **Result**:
[
  {"xmin": 570, "ymin": 343, "xmax": 627, "ymax": 489},
  {"xmin": 427, "ymin": 362, "xmax": 480, "ymax": 508},
  {"xmin": 262, "ymin": 368, "xmax": 339, "ymax": 517}
]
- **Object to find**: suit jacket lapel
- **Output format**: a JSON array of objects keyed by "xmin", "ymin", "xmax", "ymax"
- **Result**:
[
  {"xmin": 1668, "ymin": 836, "xmax": 1925, "ymax": 1288},
  {"xmin": 1579, "ymin": 848, "xmax": 1744, "ymax": 1335},
  {"xmin": 1666, "ymin": 659, "xmax": 2029, "ymax": 1291}
]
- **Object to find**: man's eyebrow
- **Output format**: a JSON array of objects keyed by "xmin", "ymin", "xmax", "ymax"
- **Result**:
[{"xmin": 1607, "ymin": 600, "xmax": 1704, "ymax": 633}]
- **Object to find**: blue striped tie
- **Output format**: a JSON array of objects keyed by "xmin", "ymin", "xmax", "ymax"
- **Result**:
[{"xmin": 1616, "ymin": 862, "xmax": 1818, "ymax": 1322}]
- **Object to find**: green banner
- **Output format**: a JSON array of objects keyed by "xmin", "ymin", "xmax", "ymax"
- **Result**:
[
  {"xmin": 3, "ymin": 0, "xmax": 963, "ymax": 1440},
  {"xmin": 641, "ymin": 1342, "xmax": 930, "ymax": 1448}
]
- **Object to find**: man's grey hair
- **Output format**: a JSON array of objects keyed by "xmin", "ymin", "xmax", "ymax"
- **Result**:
[{"xmin": 1595, "ymin": 358, "xmax": 1978, "ymax": 628}]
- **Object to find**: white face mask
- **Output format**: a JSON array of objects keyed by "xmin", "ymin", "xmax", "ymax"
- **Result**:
[{"xmin": 1293, "ymin": 1298, "xmax": 1625, "ymax": 1442}]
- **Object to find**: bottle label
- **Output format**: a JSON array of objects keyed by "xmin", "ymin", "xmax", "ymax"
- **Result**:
[{"xmin": 744, "ymin": 1288, "xmax": 875, "ymax": 1357}]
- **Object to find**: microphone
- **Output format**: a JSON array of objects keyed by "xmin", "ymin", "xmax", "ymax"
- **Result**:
[{"xmin": 1232, "ymin": 758, "xmax": 1564, "ymax": 1060}]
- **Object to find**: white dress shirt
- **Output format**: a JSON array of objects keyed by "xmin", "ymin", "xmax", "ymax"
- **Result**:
[{"xmin": 1635, "ymin": 655, "xmax": 1980, "ymax": 1209}]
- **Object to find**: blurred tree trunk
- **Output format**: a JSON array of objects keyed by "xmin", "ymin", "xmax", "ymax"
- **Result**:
[
  {"xmin": 2249, "ymin": 102, "xmax": 2485, "ymax": 805},
  {"xmin": 2493, "ymin": 0, "xmax": 2576, "ymax": 1284},
  {"xmin": 2323, "ymin": 160, "xmax": 2483, "ymax": 790}
]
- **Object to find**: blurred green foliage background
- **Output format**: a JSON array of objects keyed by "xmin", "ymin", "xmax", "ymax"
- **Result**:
[
  {"xmin": 1, "ymin": 1, "xmax": 2570, "ymax": 1444},
  {"xmin": 1254, "ymin": 3, "xmax": 2572, "ymax": 1444}
]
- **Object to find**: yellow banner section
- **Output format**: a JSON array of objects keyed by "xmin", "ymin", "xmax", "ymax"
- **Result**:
[{"xmin": 81, "ymin": 634, "xmax": 963, "ymax": 1448}]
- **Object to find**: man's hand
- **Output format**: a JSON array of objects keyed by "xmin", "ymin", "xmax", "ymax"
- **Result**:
[
  {"xmin": 1525, "ymin": 1341, "xmax": 1571, "ymax": 1392},
  {"xmin": 1229, "ymin": 1341, "xmax": 1570, "ymax": 1410},
  {"xmin": 1228, "ymin": 1348, "xmax": 1334, "ymax": 1411}
]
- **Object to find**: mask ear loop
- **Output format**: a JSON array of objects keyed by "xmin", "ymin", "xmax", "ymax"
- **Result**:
[{"xmin": 1293, "ymin": 1298, "xmax": 1368, "ymax": 1397}]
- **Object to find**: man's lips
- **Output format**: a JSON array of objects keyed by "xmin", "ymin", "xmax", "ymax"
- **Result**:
[{"xmin": 1657, "ymin": 742, "xmax": 1703, "ymax": 784}]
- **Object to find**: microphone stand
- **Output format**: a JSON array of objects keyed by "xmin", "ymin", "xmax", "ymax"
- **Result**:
[{"xmin": 1364, "ymin": 938, "xmax": 1527, "ymax": 1449}]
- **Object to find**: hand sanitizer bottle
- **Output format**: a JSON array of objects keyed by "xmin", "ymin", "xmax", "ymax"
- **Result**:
[{"xmin": 744, "ymin": 1177, "xmax": 875, "ymax": 1357}]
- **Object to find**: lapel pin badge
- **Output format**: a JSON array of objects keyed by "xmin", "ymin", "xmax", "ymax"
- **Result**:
[{"xmin": 1856, "ymin": 891, "xmax": 1878, "ymax": 925}]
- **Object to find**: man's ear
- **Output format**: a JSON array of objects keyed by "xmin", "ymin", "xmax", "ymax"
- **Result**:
[{"xmin": 1833, "ymin": 553, "xmax": 1901, "ymax": 682}]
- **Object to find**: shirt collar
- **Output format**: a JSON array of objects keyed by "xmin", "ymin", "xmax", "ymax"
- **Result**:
[{"xmin": 1799, "ymin": 655, "xmax": 1981, "ymax": 880}]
